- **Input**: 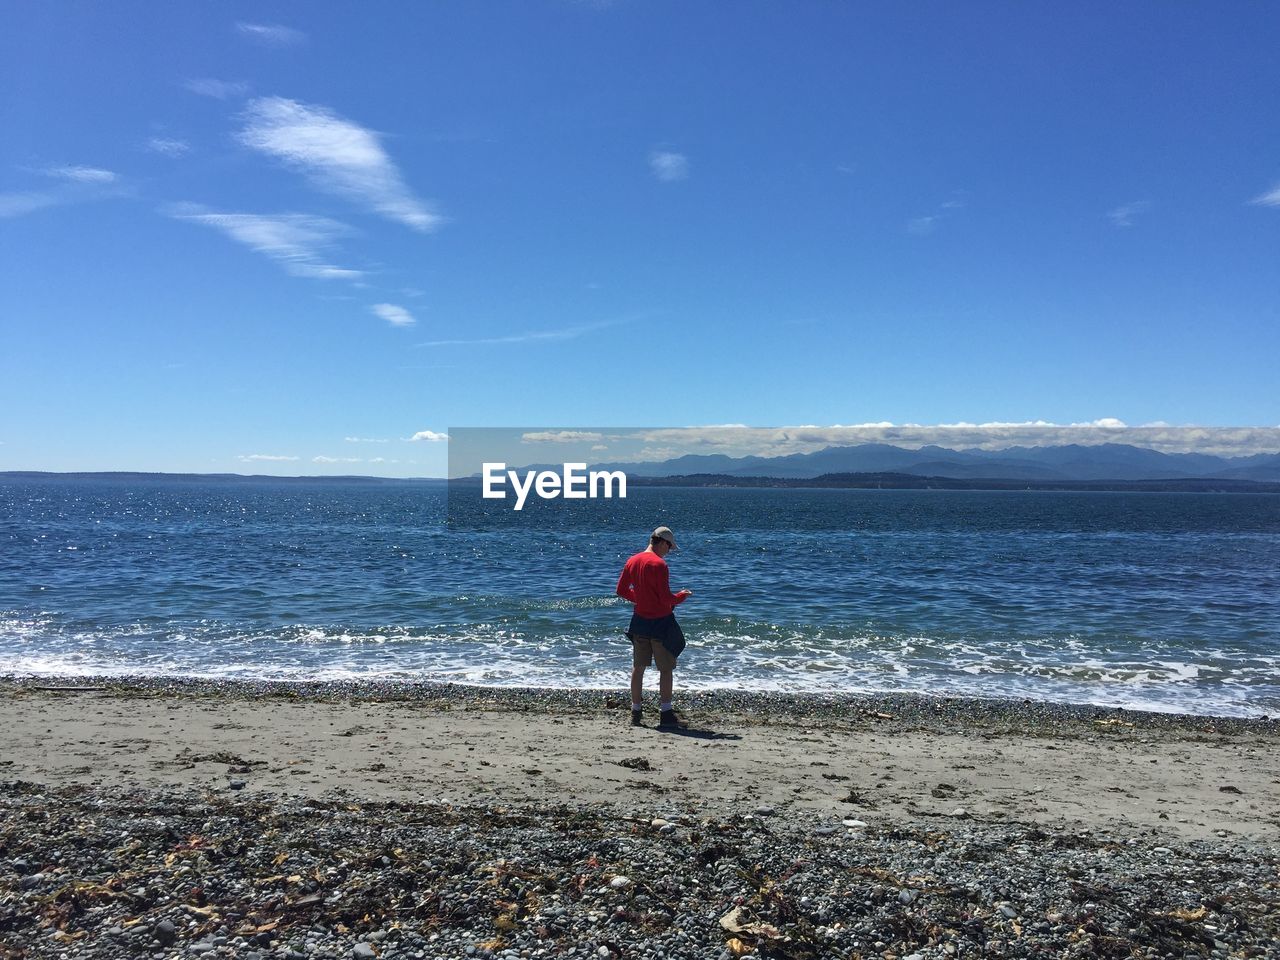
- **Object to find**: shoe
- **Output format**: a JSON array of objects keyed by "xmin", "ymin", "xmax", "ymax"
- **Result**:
[
  {"xmin": 658, "ymin": 709, "xmax": 686, "ymax": 729},
  {"xmin": 630, "ymin": 709, "xmax": 643, "ymax": 727}
]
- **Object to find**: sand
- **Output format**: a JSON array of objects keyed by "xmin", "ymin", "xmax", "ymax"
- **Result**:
[{"xmin": 3, "ymin": 681, "xmax": 1278, "ymax": 842}]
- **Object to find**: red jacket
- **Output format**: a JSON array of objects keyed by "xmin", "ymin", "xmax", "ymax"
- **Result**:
[{"xmin": 616, "ymin": 550, "xmax": 688, "ymax": 619}]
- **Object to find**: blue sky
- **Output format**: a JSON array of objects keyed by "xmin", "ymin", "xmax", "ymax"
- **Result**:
[{"xmin": 2, "ymin": 1, "xmax": 1278, "ymax": 477}]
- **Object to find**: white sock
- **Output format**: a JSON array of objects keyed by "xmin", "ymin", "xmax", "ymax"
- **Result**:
[{"xmin": 660, "ymin": 701, "xmax": 673, "ymax": 712}]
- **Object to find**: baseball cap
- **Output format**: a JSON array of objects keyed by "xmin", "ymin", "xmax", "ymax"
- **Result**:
[{"xmin": 652, "ymin": 526, "xmax": 678, "ymax": 550}]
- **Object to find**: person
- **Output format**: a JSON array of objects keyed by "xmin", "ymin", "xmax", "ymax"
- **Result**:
[{"xmin": 615, "ymin": 525, "xmax": 692, "ymax": 729}]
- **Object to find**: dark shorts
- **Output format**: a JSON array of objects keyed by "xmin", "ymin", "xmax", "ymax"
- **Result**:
[{"xmin": 626, "ymin": 612, "xmax": 686, "ymax": 664}]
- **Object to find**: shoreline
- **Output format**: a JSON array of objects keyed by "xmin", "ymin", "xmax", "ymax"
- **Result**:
[
  {"xmin": 3, "ymin": 673, "xmax": 1277, "ymax": 731},
  {"xmin": 4, "ymin": 676, "xmax": 1279, "ymax": 957}
]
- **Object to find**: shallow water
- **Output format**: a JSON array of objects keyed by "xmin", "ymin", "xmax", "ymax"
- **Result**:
[{"xmin": 2, "ymin": 476, "xmax": 1278, "ymax": 716}]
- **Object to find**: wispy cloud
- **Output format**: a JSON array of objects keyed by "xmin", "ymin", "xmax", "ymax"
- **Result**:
[
  {"xmin": 416, "ymin": 317, "xmax": 621, "ymax": 348},
  {"xmin": 167, "ymin": 204, "xmax": 363, "ymax": 280},
  {"xmin": 371, "ymin": 303, "xmax": 415, "ymax": 327},
  {"xmin": 406, "ymin": 430, "xmax": 448, "ymax": 442},
  {"xmin": 1249, "ymin": 183, "xmax": 1280, "ymax": 207},
  {"xmin": 649, "ymin": 150, "xmax": 688, "ymax": 182},
  {"xmin": 43, "ymin": 164, "xmax": 116, "ymax": 184},
  {"xmin": 906, "ymin": 216, "xmax": 937, "ymax": 236},
  {"xmin": 1108, "ymin": 200, "xmax": 1150, "ymax": 228},
  {"xmin": 146, "ymin": 137, "xmax": 190, "ymax": 158},
  {"xmin": 906, "ymin": 192, "xmax": 968, "ymax": 236},
  {"xmin": 236, "ymin": 22, "xmax": 306, "ymax": 46},
  {"xmin": 238, "ymin": 454, "xmax": 300, "ymax": 462},
  {"xmin": 238, "ymin": 97, "xmax": 441, "ymax": 231},
  {"xmin": 345, "ymin": 437, "xmax": 390, "ymax": 443},
  {"xmin": 313, "ymin": 456, "xmax": 361, "ymax": 463},
  {"xmin": 521, "ymin": 431, "xmax": 605, "ymax": 443},
  {"xmin": 2, "ymin": 166, "xmax": 124, "ymax": 219},
  {"xmin": 185, "ymin": 78, "xmax": 250, "ymax": 100},
  {"xmin": 0, "ymin": 192, "xmax": 60, "ymax": 218}
]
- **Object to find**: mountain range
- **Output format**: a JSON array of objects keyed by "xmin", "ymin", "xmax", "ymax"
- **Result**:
[{"xmin": 587, "ymin": 442, "xmax": 1280, "ymax": 482}]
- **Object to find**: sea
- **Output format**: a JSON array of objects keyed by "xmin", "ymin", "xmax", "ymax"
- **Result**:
[{"xmin": 1, "ymin": 475, "xmax": 1278, "ymax": 717}]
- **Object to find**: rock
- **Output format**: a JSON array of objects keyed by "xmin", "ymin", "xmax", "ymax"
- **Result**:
[
  {"xmin": 898, "ymin": 889, "xmax": 916, "ymax": 905},
  {"xmin": 154, "ymin": 919, "xmax": 177, "ymax": 945},
  {"xmin": 842, "ymin": 819, "xmax": 867, "ymax": 828},
  {"xmin": 18, "ymin": 873, "xmax": 45, "ymax": 890},
  {"xmin": 813, "ymin": 826, "xmax": 838, "ymax": 836},
  {"xmin": 951, "ymin": 807, "xmax": 969, "ymax": 818},
  {"xmin": 755, "ymin": 805, "xmax": 776, "ymax": 816},
  {"xmin": 609, "ymin": 876, "xmax": 631, "ymax": 889},
  {"xmin": 229, "ymin": 779, "xmax": 246, "ymax": 790},
  {"xmin": 353, "ymin": 945, "xmax": 377, "ymax": 960},
  {"xmin": 597, "ymin": 948, "xmax": 611, "ymax": 958},
  {"xmin": 998, "ymin": 904, "xmax": 1017, "ymax": 919}
]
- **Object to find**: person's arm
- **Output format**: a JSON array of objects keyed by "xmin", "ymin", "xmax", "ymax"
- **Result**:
[
  {"xmin": 616, "ymin": 564, "xmax": 637, "ymax": 602},
  {"xmin": 656, "ymin": 561, "xmax": 690, "ymax": 606}
]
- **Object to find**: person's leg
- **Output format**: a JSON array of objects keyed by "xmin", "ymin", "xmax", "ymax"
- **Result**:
[
  {"xmin": 653, "ymin": 642, "xmax": 682, "ymax": 726},
  {"xmin": 630, "ymin": 637, "xmax": 653, "ymax": 724}
]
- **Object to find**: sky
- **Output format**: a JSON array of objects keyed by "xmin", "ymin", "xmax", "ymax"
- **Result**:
[{"xmin": 1, "ymin": 1, "xmax": 1278, "ymax": 477}]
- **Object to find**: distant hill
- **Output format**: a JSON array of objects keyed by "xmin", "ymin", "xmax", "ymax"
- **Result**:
[
  {"xmin": 587, "ymin": 442, "xmax": 1280, "ymax": 483},
  {"xmin": 627, "ymin": 472, "xmax": 1280, "ymax": 493},
  {"xmin": 0, "ymin": 471, "xmax": 447, "ymax": 483}
]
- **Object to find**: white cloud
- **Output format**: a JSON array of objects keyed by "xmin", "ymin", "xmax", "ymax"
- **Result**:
[
  {"xmin": 649, "ymin": 150, "xmax": 688, "ymax": 182},
  {"xmin": 43, "ymin": 164, "xmax": 116, "ymax": 184},
  {"xmin": 521, "ymin": 431, "xmax": 605, "ymax": 443},
  {"xmin": 344, "ymin": 436, "xmax": 390, "ymax": 443},
  {"xmin": 617, "ymin": 422, "xmax": 1280, "ymax": 458},
  {"xmin": 906, "ymin": 216, "xmax": 937, "ymax": 236},
  {"xmin": 406, "ymin": 430, "xmax": 449, "ymax": 442},
  {"xmin": 313, "ymin": 456, "xmax": 362, "ymax": 463},
  {"xmin": 168, "ymin": 205, "xmax": 362, "ymax": 280},
  {"xmin": 238, "ymin": 97, "xmax": 441, "ymax": 231},
  {"xmin": 236, "ymin": 22, "xmax": 306, "ymax": 46},
  {"xmin": 1108, "ymin": 201, "xmax": 1150, "ymax": 227},
  {"xmin": 146, "ymin": 137, "xmax": 190, "ymax": 158},
  {"xmin": 1250, "ymin": 183, "xmax": 1280, "ymax": 207},
  {"xmin": 238, "ymin": 454, "xmax": 300, "ymax": 462},
  {"xmin": 591, "ymin": 444, "xmax": 609, "ymax": 451},
  {"xmin": 416, "ymin": 317, "xmax": 621, "ymax": 347},
  {"xmin": 372, "ymin": 303, "xmax": 415, "ymax": 327},
  {"xmin": 185, "ymin": 78, "xmax": 250, "ymax": 99},
  {"xmin": 0, "ymin": 192, "xmax": 60, "ymax": 218}
]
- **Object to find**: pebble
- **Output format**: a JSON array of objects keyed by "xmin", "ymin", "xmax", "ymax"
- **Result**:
[
  {"xmin": 155, "ymin": 919, "xmax": 177, "ymax": 945},
  {"xmin": 1, "ymin": 679, "xmax": 1277, "ymax": 960}
]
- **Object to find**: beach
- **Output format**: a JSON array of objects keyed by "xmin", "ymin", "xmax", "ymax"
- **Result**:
[{"xmin": 3, "ymin": 679, "xmax": 1279, "ymax": 959}]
